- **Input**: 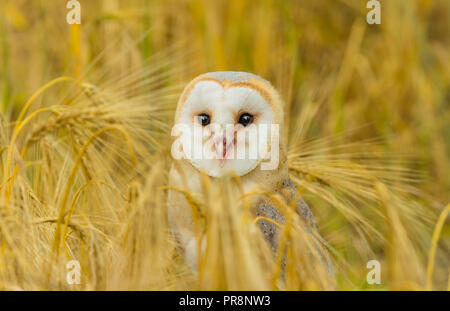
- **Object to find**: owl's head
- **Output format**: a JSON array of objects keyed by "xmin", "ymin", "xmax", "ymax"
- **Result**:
[{"xmin": 172, "ymin": 71, "xmax": 285, "ymax": 178}]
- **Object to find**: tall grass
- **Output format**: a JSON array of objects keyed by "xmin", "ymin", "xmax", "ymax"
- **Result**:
[{"xmin": 0, "ymin": 0, "xmax": 448, "ymax": 290}]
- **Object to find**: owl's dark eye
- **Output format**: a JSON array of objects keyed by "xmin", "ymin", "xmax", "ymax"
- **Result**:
[
  {"xmin": 197, "ymin": 113, "xmax": 210, "ymax": 126},
  {"xmin": 238, "ymin": 113, "xmax": 254, "ymax": 127}
]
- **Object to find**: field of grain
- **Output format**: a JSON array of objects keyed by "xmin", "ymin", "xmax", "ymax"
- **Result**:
[{"xmin": 0, "ymin": 0, "xmax": 448, "ymax": 290}]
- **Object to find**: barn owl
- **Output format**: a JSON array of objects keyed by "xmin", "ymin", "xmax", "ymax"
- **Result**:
[{"xmin": 167, "ymin": 71, "xmax": 328, "ymax": 271}]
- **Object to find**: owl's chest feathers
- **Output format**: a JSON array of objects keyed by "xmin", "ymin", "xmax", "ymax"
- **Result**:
[
  {"xmin": 169, "ymin": 159, "xmax": 288, "ymax": 198},
  {"xmin": 167, "ymin": 158, "xmax": 289, "ymax": 234},
  {"xmin": 167, "ymin": 158, "xmax": 292, "ymax": 256}
]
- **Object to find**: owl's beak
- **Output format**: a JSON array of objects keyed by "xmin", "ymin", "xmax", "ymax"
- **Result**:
[{"xmin": 214, "ymin": 135, "xmax": 234, "ymax": 166}]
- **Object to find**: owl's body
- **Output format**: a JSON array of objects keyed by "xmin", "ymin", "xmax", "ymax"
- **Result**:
[{"xmin": 167, "ymin": 72, "xmax": 326, "ymax": 270}]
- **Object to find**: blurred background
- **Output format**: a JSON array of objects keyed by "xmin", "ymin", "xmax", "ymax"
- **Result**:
[{"xmin": 0, "ymin": 0, "xmax": 448, "ymax": 290}]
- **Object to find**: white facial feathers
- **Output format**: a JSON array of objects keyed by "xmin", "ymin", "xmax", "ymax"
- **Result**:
[
  {"xmin": 179, "ymin": 81, "xmax": 273, "ymax": 126},
  {"xmin": 175, "ymin": 78, "xmax": 276, "ymax": 177}
]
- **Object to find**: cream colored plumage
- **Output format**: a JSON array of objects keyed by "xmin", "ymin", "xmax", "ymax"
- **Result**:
[{"xmin": 167, "ymin": 71, "xmax": 329, "ymax": 271}]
